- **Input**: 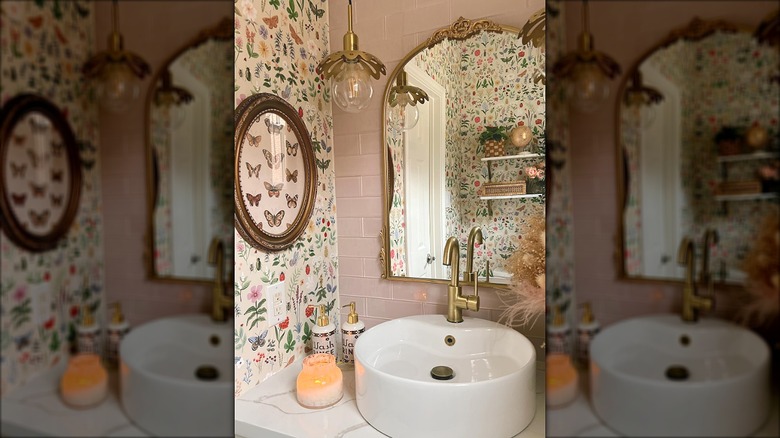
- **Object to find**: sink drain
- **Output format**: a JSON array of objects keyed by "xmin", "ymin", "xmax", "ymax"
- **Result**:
[
  {"xmin": 430, "ymin": 366, "xmax": 454, "ymax": 380},
  {"xmin": 195, "ymin": 365, "xmax": 219, "ymax": 381},
  {"xmin": 665, "ymin": 365, "xmax": 689, "ymax": 381}
]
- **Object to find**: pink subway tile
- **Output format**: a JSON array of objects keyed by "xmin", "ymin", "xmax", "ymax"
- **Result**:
[
  {"xmin": 423, "ymin": 303, "xmax": 448, "ymax": 316},
  {"xmin": 366, "ymin": 298, "xmax": 424, "ymax": 319},
  {"xmin": 385, "ymin": 12, "xmax": 404, "ymax": 39},
  {"xmin": 361, "ymin": 316, "xmax": 391, "ymax": 330},
  {"xmin": 362, "ymin": 258, "xmax": 383, "ymax": 278},
  {"xmin": 361, "ymin": 217, "xmax": 383, "ymax": 237},
  {"xmin": 392, "ymin": 283, "xmax": 444, "ymax": 304},
  {"xmin": 339, "ymin": 295, "xmax": 367, "ymax": 317},
  {"xmin": 334, "ymin": 154, "xmax": 381, "ymax": 177},
  {"xmin": 332, "ymin": 110, "xmax": 381, "ymax": 135},
  {"xmin": 402, "ymin": 3, "xmax": 452, "ymax": 35},
  {"xmin": 339, "ymin": 257, "xmax": 365, "ymax": 277},
  {"xmin": 361, "ymin": 175, "xmax": 382, "ymax": 197},
  {"xmin": 338, "ymin": 237, "xmax": 380, "ymax": 258},
  {"xmin": 358, "ymin": 132, "xmax": 381, "ymax": 155},
  {"xmin": 337, "ymin": 218, "xmax": 363, "ymax": 237},
  {"xmin": 334, "ymin": 134, "xmax": 360, "ymax": 157},
  {"xmin": 339, "ymin": 276, "xmax": 392, "ymax": 298},
  {"xmin": 336, "ymin": 197, "xmax": 382, "ymax": 218},
  {"xmin": 336, "ymin": 177, "xmax": 362, "ymax": 197}
]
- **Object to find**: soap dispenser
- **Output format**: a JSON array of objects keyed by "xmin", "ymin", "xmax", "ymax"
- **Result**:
[
  {"xmin": 341, "ymin": 302, "xmax": 365, "ymax": 364},
  {"xmin": 548, "ymin": 304, "xmax": 571, "ymax": 355},
  {"xmin": 106, "ymin": 303, "xmax": 130, "ymax": 367},
  {"xmin": 312, "ymin": 305, "xmax": 336, "ymax": 356},
  {"xmin": 76, "ymin": 305, "xmax": 101, "ymax": 356},
  {"xmin": 576, "ymin": 302, "xmax": 600, "ymax": 366}
]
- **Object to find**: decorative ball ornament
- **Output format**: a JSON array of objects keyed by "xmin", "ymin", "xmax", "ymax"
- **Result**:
[
  {"xmin": 510, "ymin": 125, "xmax": 533, "ymax": 149},
  {"xmin": 745, "ymin": 125, "xmax": 769, "ymax": 150}
]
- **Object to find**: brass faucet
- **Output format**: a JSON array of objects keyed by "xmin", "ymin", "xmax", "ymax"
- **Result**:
[
  {"xmin": 700, "ymin": 228, "xmax": 719, "ymax": 298},
  {"xmin": 463, "ymin": 226, "xmax": 484, "ymax": 283},
  {"xmin": 208, "ymin": 238, "xmax": 233, "ymax": 322},
  {"xmin": 677, "ymin": 237, "xmax": 712, "ymax": 322},
  {"xmin": 442, "ymin": 228, "xmax": 482, "ymax": 323}
]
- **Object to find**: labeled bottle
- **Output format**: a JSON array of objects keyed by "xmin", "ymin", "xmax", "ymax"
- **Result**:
[
  {"xmin": 548, "ymin": 304, "xmax": 571, "ymax": 356},
  {"xmin": 77, "ymin": 305, "xmax": 101, "ymax": 356},
  {"xmin": 312, "ymin": 304, "xmax": 336, "ymax": 356},
  {"xmin": 576, "ymin": 302, "xmax": 600, "ymax": 366},
  {"xmin": 106, "ymin": 303, "xmax": 130, "ymax": 367},
  {"xmin": 341, "ymin": 302, "xmax": 365, "ymax": 364}
]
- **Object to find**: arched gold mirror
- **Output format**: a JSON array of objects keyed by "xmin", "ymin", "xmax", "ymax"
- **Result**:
[
  {"xmin": 380, "ymin": 17, "xmax": 547, "ymax": 288},
  {"xmin": 144, "ymin": 17, "xmax": 233, "ymax": 283}
]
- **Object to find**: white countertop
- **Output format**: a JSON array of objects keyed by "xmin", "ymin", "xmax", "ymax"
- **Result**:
[
  {"xmin": 0, "ymin": 361, "xmax": 148, "ymax": 437},
  {"xmin": 235, "ymin": 359, "xmax": 546, "ymax": 438}
]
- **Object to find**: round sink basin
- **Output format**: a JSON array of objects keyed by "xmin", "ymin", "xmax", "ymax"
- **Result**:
[
  {"xmin": 590, "ymin": 314, "xmax": 771, "ymax": 437},
  {"xmin": 120, "ymin": 314, "xmax": 232, "ymax": 437},
  {"xmin": 354, "ymin": 314, "xmax": 536, "ymax": 438}
]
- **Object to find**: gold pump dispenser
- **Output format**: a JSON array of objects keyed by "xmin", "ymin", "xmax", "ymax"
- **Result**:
[
  {"xmin": 81, "ymin": 305, "xmax": 95, "ymax": 326},
  {"xmin": 581, "ymin": 302, "xmax": 594, "ymax": 324},
  {"xmin": 317, "ymin": 304, "xmax": 329, "ymax": 327},
  {"xmin": 345, "ymin": 302, "xmax": 359, "ymax": 324},
  {"xmin": 110, "ymin": 303, "xmax": 125, "ymax": 324}
]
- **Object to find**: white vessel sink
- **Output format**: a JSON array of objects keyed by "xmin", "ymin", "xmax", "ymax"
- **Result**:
[
  {"xmin": 354, "ymin": 314, "xmax": 536, "ymax": 438},
  {"xmin": 590, "ymin": 314, "xmax": 771, "ymax": 437},
  {"xmin": 120, "ymin": 314, "xmax": 232, "ymax": 437}
]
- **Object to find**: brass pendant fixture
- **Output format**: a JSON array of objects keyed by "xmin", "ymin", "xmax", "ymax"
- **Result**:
[
  {"xmin": 519, "ymin": 8, "xmax": 546, "ymax": 85},
  {"xmin": 153, "ymin": 70, "xmax": 194, "ymax": 108},
  {"xmin": 551, "ymin": 0, "xmax": 621, "ymax": 113},
  {"xmin": 755, "ymin": 9, "xmax": 779, "ymax": 47},
  {"xmin": 82, "ymin": 0, "xmax": 150, "ymax": 113},
  {"xmin": 388, "ymin": 70, "xmax": 428, "ymax": 131},
  {"xmin": 316, "ymin": 0, "xmax": 385, "ymax": 113},
  {"xmin": 623, "ymin": 71, "xmax": 663, "ymax": 107}
]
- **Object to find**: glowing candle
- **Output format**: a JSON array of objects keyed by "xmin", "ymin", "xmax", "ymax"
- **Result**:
[
  {"xmin": 60, "ymin": 354, "xmax": 108, "ymax": 408},
  {"xmin": 296, "ymin": 353, "xmax": 343, "ymax": 408},
  {"xmin": 546, "ymin": 353, "xmax": 579, "ymax": 408}
]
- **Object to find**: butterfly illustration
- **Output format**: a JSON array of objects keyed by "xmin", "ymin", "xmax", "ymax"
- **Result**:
[
  {"xmin": 246, "ymin": 192, "xmax": 262, "ymax": 207},
  {"xmin": 51, "ymin": 169, "xmax": 63, "ymax": 182},
  {"xmin": 12, "ymin": 134, "xmax": 26, "ymax": 146},
  {"xmin": 308, "ymin": 0, "xmax": 325, "ymax": 18},
  {"xmin": 286, "ymin": 194, "xmax": 298, "ymax": 209},
  {"xmin": 10, "ymin": 162, "xmax": 26, "ymax": 177},
  {"xmin": 26, "ymin": 149, "xmax": 40, "ymax": 168},
  {"xmin": 30, "ymin": 182, "xmax": 47, "ymax": 197},
  {"xmin": 50, "ymin": 194, "xmax": 63, "ymax": 206},
  {"xmin": 248, "ymin": 330, "xmax": 269, "ymax": 351},
  {"xmin": 286, "ymin": 140, "xmax": 298, "ymax": 157},
  {"xmin": 29, "ymin": 209, "xmax": 50, "ymax": 227},
  {"xmin": 51, "ymin": 140, "xmax": 63, "ymax": 156},
  {"xmin": 264, "ymin": 181, "xmax": 283, "ymax": 197},
  {"xmin": 14, "ymin": 331, "xmax": 32, "ymax": 350},
  {"xmin": 262, "ymin": 15, "xmax": 279, "ymax": 29},
  {"xmin": 28, "ymin": 116, "xmax": 49, "ymax": 133},
  {"xmin": 246, "ymin": 133, "xmax": 262, "ymax": 148},
  {"xmin": 263, "ymin": 149, "xmax": 284, "ymax": 169},
  {"xmin": 11, "ymin": 193, "xmax": 26, "ymax": 206},
  {"xmin": 289, "ymin": 24, "xmax": 303, "ymax": 45},
  {"xmin": 246, "ymin": 162, "xmax": 262, "ymax": 178},
  {"xmin": 235, "ymin": 356, "xmax": 244, "ymax": 366},
  {"xmin": 264, "ymin": 116, "xmax": 284, "ymax": 134},
  {"xmin": 285, "ymin": 168, "xmax": 298, "ymax": 183},
  {"xmin": 264, "ymin": 209, "xmax": 285, "ymax": 227}
]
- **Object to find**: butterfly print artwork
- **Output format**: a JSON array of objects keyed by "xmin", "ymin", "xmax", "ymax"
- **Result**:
[
  {"xmin": 29, "ymin": 209, "xmax": 50, "ymax": 227},
  {"xmin": 286, "ymin": 140, "xmax": 298, "ymax": 156},
  {"xmin": 10, "ymin": 162, "xmax": 26, "ymax": 178},
  {"xmin": 249, "ymin": 330, "xmax": 269, "ymax": 351},
  {"xmin": 51, "ymin": 140, "xmax": 63, "ymax": 156},
  {"xmin": 14, "ymin": 331, "xmax": 32, "ymax": 350},
  {"xmin": 286, "ymin": 194, "xmax": 298, "ymax": 209},
  {"xmin": 285, "ymin": 168, "xmax": 298, "ymax": 183},
  {"xmin": 264, "ymin": 181, "xmax": 283, "ymax": 197},
  {"xmin": 50, "ymin": 194, "xmax": 63, "ymax": 206},
  {"xmin": 264, "ymin": 209, "xmax": 285, "ymax": 227},
  {"xmin": 29, "ymin": 182, "xmax": 47, "ymax": 197},
  {"xmin": 12, "ymin": 134, "xmax": 26, "ymax": 146},
  {"xmin": 246, "ymin": 162, "xmax": 262, "ymax": 178},
  {"xmin": 264, "ymin": 116, "xmax": 284, "ymax": 134},
  {"xmin": 262, "ymin": 15, "xmax": 279, "ymax": 29},
  {"xmin": 246, "ymin": 192, "xmax": 262, "ymax": 207},
  {"xmin": 51, "ymin": 169, "xmax": 63, "ymax": 182},
  {"xmin": 26, "ymin": 149, "xmax": 40, "ymax": 168},
  {"xmin": 246, "ymin": 133, "xmax": 262, "ymax": 148},
  {"xmin": 289, "ymin": 24, "xmax": 303, "ymax": 45},
  {"xmin": 263, "ymin": 149, "xmax": 284, "ymax": 169},
  {"xmin": 11, "ymin": 193, "xmax": 26, "ymax": 206}
]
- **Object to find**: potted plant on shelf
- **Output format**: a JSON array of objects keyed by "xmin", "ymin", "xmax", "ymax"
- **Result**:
[
  {"xmin": 714, "ymin": 126, "xmax": 745, "ymax": 156},
  {"xmin": 480, "ymin": 126, "xmax": 510, "ymax": 157}
]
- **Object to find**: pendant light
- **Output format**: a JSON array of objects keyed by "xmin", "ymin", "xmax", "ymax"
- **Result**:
[
  {"xmin": 316, "ymin": 0, "xmax": 385, "ymax": 113},
  {"xmin": 519, "ymin": 8, "xmax": 546, "ymax": 85},
  {"xmin": 153, "ymin": 69, "xmax": 194, "ymax": 128},
  {"xmin": 552, "ymin": 0, "xmax": 620, "ymax": 113},
  {"xmin": 624, "ymin": 70, "xmax": 663, "ymax": 127},
  {"xmin": 82, "ymin": 0, "xmax": 150, "ymax": 113},
  {"xmin": 388, "ymin": 70, "xmax": 429, "ymax": 131}
]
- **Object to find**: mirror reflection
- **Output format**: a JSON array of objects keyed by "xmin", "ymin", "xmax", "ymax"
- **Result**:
[
  {"xmin": 146, "ymin": 18, "xmax": 233, "ymax": 282},
  {"xmin": 619, "ymin": 20, "xmax": 779, "ymax": 285},
  {"xmin": 382, "ymin": 19, "xmax": 546, "ymax": 286}
]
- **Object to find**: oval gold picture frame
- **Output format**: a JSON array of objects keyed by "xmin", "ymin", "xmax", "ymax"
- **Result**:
[
  {"xmin": 234, "ymin": 93, "xmax": 317, "ymax": 252},
  {"xmin": 0, "ymin": 94, "xmax": 82, "ymax": 252}
]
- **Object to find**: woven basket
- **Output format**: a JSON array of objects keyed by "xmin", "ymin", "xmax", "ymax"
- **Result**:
[
  {"xmin": 484, "ymin": 139, "xmax": 506, "ymax": 158},
  {"xmin": 478, "ymin": 181, "xmax": 526, "ymax": 197}
]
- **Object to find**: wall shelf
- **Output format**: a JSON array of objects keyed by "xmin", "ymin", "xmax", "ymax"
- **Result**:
[
  {"xmin": 481, "ymin": 152, "xmax": 542, "ymax": 162},
  {"xmin": 479, "ymin": 193, "xmax": 543, "ymax": 201},
  {"xmin": 714, "ymin": 193, "xmax": 778, "ymax": 202},
  {"xmin": 716, "ymin": 151, "xmax": 779, "ymax": 163}
]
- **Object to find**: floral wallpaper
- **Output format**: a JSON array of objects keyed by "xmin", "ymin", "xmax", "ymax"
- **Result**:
[
  {"xmin": 1, "ymin": 0, "xmax": 103, "ymax": 396},
  {"xmin": 233, "ymin": 0, "xmax": 338, "ymax": 398},
  {"xmin": 623, "ymin": 31, "xmax": 779, "ymax": 279},
  {"xmin": 387, "ymin": 29, "xmax": 546, "ymax": 278}
]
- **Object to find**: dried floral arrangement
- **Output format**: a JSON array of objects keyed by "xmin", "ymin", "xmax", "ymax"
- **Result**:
[
  {"xmin": 498, "ymin": 215, "xmax": 546, "ymax": 327},
  {"xmin": 738, "ymin": 214, "xmax": 779, "ymax": 328}
]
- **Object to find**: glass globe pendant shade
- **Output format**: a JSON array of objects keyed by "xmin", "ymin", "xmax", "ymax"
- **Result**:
[
  {"xmin": 388, "ymin": 95, "xmax": 420, "ymax": 131},
  {"xmin": 95, "ymin": 63, "xmax": 142, "ymax": 113},
  {"xmin": 332, "ymin": 63, "xmax": 373, "ymax": 113},
  {"xmin": 567, "ymin": 62, "xmax": 610, "ymax": 113}
]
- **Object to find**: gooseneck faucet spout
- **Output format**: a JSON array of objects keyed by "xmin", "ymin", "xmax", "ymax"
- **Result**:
[
  {"xmin": 442, "ymin": 230, "xmax": 482, "ymax": 323},
  {"xmin": 700, "ymin": 228, "xmax": 719, "ymax": 293},
  {"xmin": 208, "ymin": 238, "xmax": 233, "ymax": 322},
  {"xmin": 464, "ymin": 226, "xmax": 483, "ymax": 283},
  {"xmin": 677, "ymin": 237, "xmax": 712, "ymax": 323}
]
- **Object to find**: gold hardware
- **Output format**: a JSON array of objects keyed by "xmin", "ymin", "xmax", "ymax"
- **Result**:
[
  {"xmin": 463, "ymin": 226, "xmax": 484, "ymax": 284},
  {"xmin": 82, "ymin": 0, "xmax": 150, "ymax": 80},
  {"xmin": 519, "ymin": 8, "xmax": 545, "ymax": 50},
  {"xmin": 700, "ymin": 229, "xmax": 719, "ymax": 300},
  {"xmin": 623, "ymin": 70, "xmax": 663, "ymax": 107},
  {"xmin": 110, "ymin": 302, "xmax": 124, "ymax": 324},
  {"xmin": 425, "ymin": 17, "xmax": 503, "ymax": 48},
  {"xmin": 442, "ymin": 232, "xmax": 481, "ymax": 323},
  {"xmin": 208, "ymin": 238, "xmax": 233, "ymax": 322},
  {"xmin": 388, "ymin": 70, "xmax": 429, "ymax": 108},
  {"xmin": 677, "ymin": 238, "xmax": 713, "ymax": 322},
  {"xmin": 342, "ymin": 302, "xmax": 359, "ymax": 324}
]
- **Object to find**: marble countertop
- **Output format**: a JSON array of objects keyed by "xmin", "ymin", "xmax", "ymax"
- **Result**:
[
  {"xmin": 0, "ymin": 361, "xmax": 148, "ymax": 437},
  {"xmin": 235, "ymin": 360, "xmax": 546, "ymax": 438}
]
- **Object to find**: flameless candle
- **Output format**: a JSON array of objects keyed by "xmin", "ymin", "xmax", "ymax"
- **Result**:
[
  {"xmin": 60, "ymin": 354, "xmax": 108, "ymax": 408},
  {"xmin": 296, "ymin": 353, "xmax": 343, "ymax": 408},
  {"xmin": 546, "ymin": 353, "xmax": 578, "ymax": 408}
]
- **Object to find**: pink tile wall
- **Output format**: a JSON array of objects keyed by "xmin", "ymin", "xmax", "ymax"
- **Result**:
[
  {"xmin": 563, "ymin": 1, "xmax": 776, "ymax": 328},
  {"xmin": 330, "ymin": 0, "xmax": 545, "ymax": 357},
  {"xmin": 97, "ymin": 1, "xmax": 232, "ymax": 327}
]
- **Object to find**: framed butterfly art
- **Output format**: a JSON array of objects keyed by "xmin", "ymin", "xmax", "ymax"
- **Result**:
[
  {"xmin": 234, "ymin": 93, "xmax": 317, "ymax": 252},
  {"xmin": 0, "ymin": 94, "xmax": 82, "ymax": 252}
]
